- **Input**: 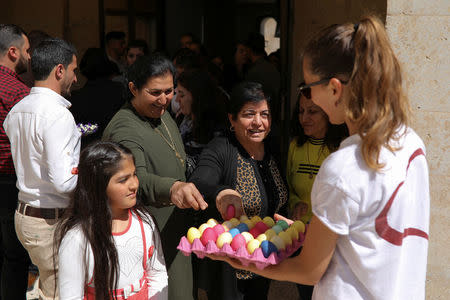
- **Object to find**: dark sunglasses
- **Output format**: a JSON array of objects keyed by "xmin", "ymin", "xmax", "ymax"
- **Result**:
[
  {"xmin": 297, "ymin": 78, "xmax": 332, "ymax": 99},
  {"xmin": 145, "ymin": 87, "xmax": 174, "ymax": 97}
]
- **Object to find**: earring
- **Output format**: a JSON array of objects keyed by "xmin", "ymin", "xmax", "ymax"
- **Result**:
[{"xmin": 229, "ymin": 125, "xmax": 235, "ymax": 132}]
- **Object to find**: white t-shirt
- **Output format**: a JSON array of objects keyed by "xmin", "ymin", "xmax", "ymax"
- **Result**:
[
  {"xmin": 312, "ymin": 128, "xmax": 429, "ymax": 300},
  {"xmin": 59, "ymin": 210, "xmax": 168, "ymax": 299}
]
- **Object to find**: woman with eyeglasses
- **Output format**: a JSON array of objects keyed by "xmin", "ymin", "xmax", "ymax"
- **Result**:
[
  {"xmin": 103, "ymin": 54, "xmax": 208, "ymax": 300},
  {"xmin": 189, "ymin": 81, "xmax": 288, "ymax": 299},
  {"xmin": 207, "ymin": 16, "xmax": 430, "ymax": 300}
]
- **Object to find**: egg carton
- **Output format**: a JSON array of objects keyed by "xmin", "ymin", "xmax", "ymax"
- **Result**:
[{"xmin": 177, "ymin": 231, "xmax": 306, "ymax": 270}]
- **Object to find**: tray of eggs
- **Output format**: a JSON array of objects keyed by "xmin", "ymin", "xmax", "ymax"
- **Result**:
[{"xmin": 177, "ymin": 215, "xmax": 306, "ymax": 270}]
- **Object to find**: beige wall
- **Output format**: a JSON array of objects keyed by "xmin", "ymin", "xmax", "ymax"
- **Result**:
[{"xmin": 386, "ymin": 1, "xmax": 450, "ymax": 298}]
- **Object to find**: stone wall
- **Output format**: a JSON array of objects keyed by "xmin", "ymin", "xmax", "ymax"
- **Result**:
[{"xmin": 386, "ymin": 1, "xmax": 450, "ymax": 298}]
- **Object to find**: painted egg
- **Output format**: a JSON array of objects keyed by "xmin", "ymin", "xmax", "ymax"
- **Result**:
[
  {"xmin": 229, "ymin": 218, "xmax": 240, "ymax": 227},
  {"xmin": 243, "ymin": 220, "xmax": 254, "ymax": 230},
  {"xmin": 228, "ymin": 228, "xmax": 240, "ymax": 238},
  {"xmin": 271, "ymin": 224, "xmax": 283, "ymax": 234},
  {"xmin": 256, "ymin": 233, "xmax": 268, "ymax": 243},
  {"xmin": 247, "ymin": 239, "xmax": 261, "ymax": 254},
  {"xmin": 187, "ymin": 227, "xmax": 201, "ymax": 244},
  {"xmin": 200, "ymin": 227, "xmax": 218, "ymax": 246},
  {"xmin": 239, "ymin": 215, "xmax": 249, "ymax": 222},
  {"xmin": 262, "ymin": 216, "xmax": 275, "ymax": 228},
  {"xmin": 249, "ymin": 227, "xmax": 262, "ymax": 238},
  {"xmin": 276, "ymin": 220, "xmax": 289, "ymax": 230},
  {"xmin": 213, "ymin": 224, "xmax": 225, "ymax": 236},
  {"xmin": 260, "ymin": 240, "xmax": 278, "ymax": 258},
  {"xmin": 230, "ymin": 234, "xmax": 247, "ymax": 251},
  {"xmin": 254, "ymin": 221, "xmax": 270, "ymax": 233},
  {"xmin": 216, "ymin": 232, "xmax": 233, "ymax": 248},
  {"xmin": 207, "ymin": 218, "xmax": 219, "ymax": 227},
  {"xmin": 222, "ymin": 221, "xmax": 234, "ymax": 231},
  {"xmin": 286, "ymin": 227, "xmax": 299, "ymax": 241},
  {"xmin": 270, "ymin": 235, "xmax": 286, "ymax": 250},
  {"xmin": 292, "ymin": 220, "xmax": 305, "ymax": 233},
  {"xmin": 241, "ymin": 231, "xmax": 254, "ymax": 243},
  {"xmin": 236, "ymin": 223, "xmax": 249, "ymax": 233},
  {"xmin": 198, "ymin": 223, "xmax": 212, "ymax": 234},
  {"xmin": 278, "ymin": 231, "xmax": 292, "ymax": 246},
  {"xmin": 226, "ymin": 205, "xmax": 235, "ymax": 220},
  {"xmin": 264, "ymin": 229, "xmax": 276, "ymax": 240},
  {"xmin": 250, "ymin": 215, "xmax": 262, "ymax": 225}
]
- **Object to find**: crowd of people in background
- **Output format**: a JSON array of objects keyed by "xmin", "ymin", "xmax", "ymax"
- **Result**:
[{"xmin": 0, "ymin": 14, "xmax": 429, "ymax": 300}]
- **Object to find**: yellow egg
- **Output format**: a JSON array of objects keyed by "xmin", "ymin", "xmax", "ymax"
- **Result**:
[
  {"xmin": 270, "ymin": 235, "xmax": 286, "ymax": 250},
  {"xmin": 239, "ymin": 215, "xmax": 249, "ymax": 222},
  {"xmin": 198, "ymin": 223, "xmax": 212, "ymax": 234},
  {"xmin": 278, "ymin": 231, "xmax": 292, "ymax": 246},
  {"xmin": 216, "ymin": 232, "xmax": 233, "ymax": 248},
  {"xmin": 262, "ymin": 216, "xmax": 275, "ymax": 228},
  {"xmin": 292, "ymin": 220, "xmax": 305, "ymax": 233},
  {"xmin": 243, "ymin": 220, "xmax": 254, "ymax": 230},
  {"xmin": 247, "ymin": 239, "xmax": 261, "ymax": 254},
  {"xmin": 222, "ymin": 221, "xmax": 234, "ymax": 231},
  {"xmin": 229, "ymin": 218, "xmax": 240, "ymax": 227},
  {"xmin": 187, "ymin": 227, "xmax": 201, "ymax": 244},
  {"xmin": 286, "ymin": 227, "xmax": 299, "ymax": 241},
  {"xmin": 207, "ymin": 218, "xmax": 219, "ymax": 226},
  {"xmin": 264, "ymin": 229, "xmax": 276, "ymax": 240},
  {"xmin": 241, "ymin": 232, "xmax": 254, "ymax": 243},
  {"xmin": 256, "ymin": 233, "xmax": 268, "ymax": 243},
  {"xmin": 250, "ymin": 215, "xmax": 262, "ymax": 225}
]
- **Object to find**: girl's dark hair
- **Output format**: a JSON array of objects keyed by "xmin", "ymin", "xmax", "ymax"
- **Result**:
[
  {"xmin": 303, "ymin": 15, "xmax": 410, "ymax": 170},
  {"xmin": 126, "ymin": 53, "xmax": 176, "ymax": 101},
  {"xmin": 177, "ymin": 70, "xmax": 227, "ymax": 144},
  {"xmin": 290, "ymin": 93, "xmax": 348, "ymax": 152},
  {"xmin": 228, "ymin": 81, "xmax": 271, "ymax": 120},
  {"xmin": 54, "ymin": 141, "xmax": 156, "ymax": 299}
]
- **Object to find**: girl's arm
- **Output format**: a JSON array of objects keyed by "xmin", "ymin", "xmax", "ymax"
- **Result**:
[
  {"xmin": 146, "ymin": 220, "xmax": 169, "ymax": 299},
  {"xmin": 58, "ymin": 229, "xmax": 89, "ymax": 300},
  {"xmin": 209, "ymin": 215, "xmax": 338, "ymax": 285}
]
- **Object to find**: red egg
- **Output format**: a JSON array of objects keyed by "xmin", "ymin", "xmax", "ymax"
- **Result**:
[
  {"xmin": 254, "ymin": 221, "xmax": 269, "ymax": 233},
  {"xmin": 249, "ymin": 227, "xmax": 262, "ymax": 238},
  {"xmin": 200, "ymin": 227, "xmax": 218, "ymax": 246},
  {"xmin": 213, "ymin": 224, "xmax": 225, "ymax": 236},
  {"xmin": 226, "ymin": 204, "xmax": 235, "ymax": 220},
  {"xmin": 230, "ymin": 234, "xmax": 247, "ymax": 251}
]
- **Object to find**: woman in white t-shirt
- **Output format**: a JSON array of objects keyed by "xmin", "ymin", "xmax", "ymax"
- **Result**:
[
  {"xmin": 55, "ymin": 141, "xmax": 168, "ymax": 299},
  {"xmin": 209, "ymin": 15, "xmax": 430, "ymax": 299}
]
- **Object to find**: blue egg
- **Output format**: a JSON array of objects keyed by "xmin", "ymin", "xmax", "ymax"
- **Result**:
[
  {"xmin": 228, "ymin": 228, "xmax": 240, "ymax": 238},
  {"xmin": 261, "ymin": 240, "xmax": 278, "ymax": 258},
  {"xmin": 272, "ymin": 224, "xmax": 283, "ymax": 234},
  {"xmin": 236, "ymin": 223, "xmax": 249, "ymax": 233},
  {"xmin": 276, "ymin": 220, "xmax": 289, "ymax": 230}
]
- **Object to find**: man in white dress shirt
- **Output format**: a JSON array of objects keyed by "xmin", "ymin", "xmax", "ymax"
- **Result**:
[{"xmin": 4, "ymin": 38, "xmax": 80, "ymax": 300}]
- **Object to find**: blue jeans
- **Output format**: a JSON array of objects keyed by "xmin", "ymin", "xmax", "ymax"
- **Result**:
[{"xmin": 0, "ymin": 181, "xmax": 30, "ymax": 300}]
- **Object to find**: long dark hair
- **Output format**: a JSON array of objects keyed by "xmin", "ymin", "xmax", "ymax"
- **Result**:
[
  {"xmin": 177, "ymin": 70, "xmax": 227, "ymax": 144},
  {"xmin": 290, "ymin": 92, "xmax": 348, "ymax": 152},
  {"xmin": 54, "ymin": 141, "xmax": 156, "ymax": 299}
]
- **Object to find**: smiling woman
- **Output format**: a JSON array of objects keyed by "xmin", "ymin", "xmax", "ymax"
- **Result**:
[{"xmin": 188, "ymin": 81, "xmax": 288, "ymax": 299}]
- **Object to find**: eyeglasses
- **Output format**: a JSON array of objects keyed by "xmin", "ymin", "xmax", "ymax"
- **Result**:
[
  {"xmin": 145, "ymin": 87, "xmax": 174, "ymax": 97},
  {"xmin": 297, "ymin": 78, "xmax": 332, "ymax": 99}
]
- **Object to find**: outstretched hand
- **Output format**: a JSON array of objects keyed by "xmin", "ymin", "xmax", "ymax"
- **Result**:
[
  {"xmin": 170, "ymin": 181, "xmax": 208, "ymax": 210},
  {"xmin": 274, "ymin": 213, "xmax": 294, "ymax": 225},
  {"xmin": 216, "ymin": 189, "xmax": 245, "ymax": 220}
]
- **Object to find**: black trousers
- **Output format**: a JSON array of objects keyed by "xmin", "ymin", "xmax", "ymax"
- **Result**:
[{"xmin": 0, "ymin": 180, "xmax": 30, "ymax": 300}]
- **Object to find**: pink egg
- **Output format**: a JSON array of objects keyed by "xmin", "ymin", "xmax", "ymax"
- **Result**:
[
  {"xmin": 230, "ymin": 234, "xmax": 247, "ymax": 251},
  {"xmin": 249, "ymin": 227, "xmax": 262, "ymax": 238},
  {"xmin": 200, "ymin": 227, "xmax": 218, "ymax": 246},
  {"xmin": 226, "ymin": 204, "xmax": 235, "ymax": 220},
  {"xmin": 213, "ymin": 224, "xmax": 225, "ymax": 236},
  {"xmin": 254, "ymin": 221, "xmax": 270, "ymax": 233}
]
